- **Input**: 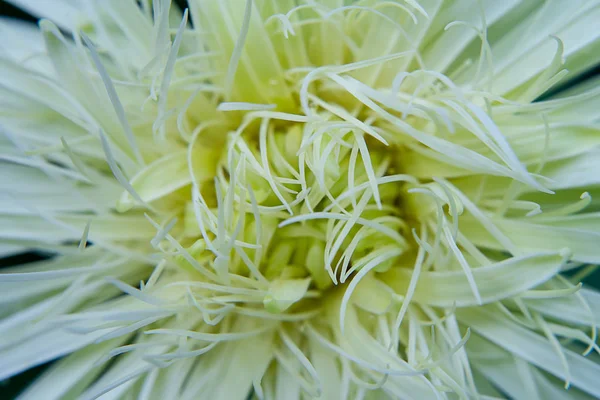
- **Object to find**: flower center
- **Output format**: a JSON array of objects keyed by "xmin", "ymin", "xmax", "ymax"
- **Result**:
[
  {"xmin": 178, "ymin": 99, "xmax": 416, "ymax": 313},
  {"xmin": 113, "ymin": 1, "xmax": 505, "ymax": 327}
]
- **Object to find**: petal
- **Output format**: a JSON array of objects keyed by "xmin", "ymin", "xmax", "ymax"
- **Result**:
[
  {"xmin": 0, "ymin": 162, "xmax": 119, "ymax": 214},
  {"xmin": 78, "ymin": 352, "xmax": 153, "ymax": 400},
  {"xmin": 453, "ymin": 0, "xmax": 600, "ymax": 97},
  {"xmin": 0, "ymin": 325, "xmax": 113, "ymax": 381},
  {"xmin": 469, "ymin": 334, "xmax": 592, "ymax": 400},
  {"xmin": 421, "ymin": 0, "xmax": 525, "ymax": 73},
  {"xmin": 0, "ymin": 213, "xmax": 155, "ymax": 243},
  {"xmin": 460, "ymin": 213, "xmax": 600, "ymax": 264},
  {"xmin": 526, "ymin": 288, "xmax": 600, "ymax": 326},
  {"xmin": 458, "ymin": 306, "xmax": 600, "ymax": 398},
  {"xmin": 383, "ymin": 251, "xmax": 565, "ymax": 307},
  {"xmin": 541, "ymin": 149, "xmax": 600, "ymax": 190},
  {"xmin": 0, "ymin": 17, "xmax": 49, "ymax": 74},
  {"xmin": 17, "ymin": 339, "xmax": 128, "ymax": 400},
  {"xmin": 263, "ymin": 278, "xmax": 311, "ymax": 313},
  {"xmin": 116, "ymin": 148, "xmax": 219, "ymax": 212},
  {"xmin": 178, "ymin": 320, "xmax": 275, "ymax": 400},
  {"xmin": 308, "ymin": 338, "xmax": 341, "ymax": 400},
  {"xmin": 190, "ymin": 0, "xmax": 294, "ymax": 107},
  {"xmin": 352, "ymin": 273, "xmax": 393, "ymax": 314},
  {"xmin": 40, "ymin": 20, "xmax": 141, "ymax": 169},
  {"xmin": 0, "ymin": 242, "xmax": 24, "ymax": 257}
]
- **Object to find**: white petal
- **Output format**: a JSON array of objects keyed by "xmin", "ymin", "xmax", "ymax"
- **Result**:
[
  {"xmin": 17, "ymin": 338, "xmax": 128, "ymax": 400},
  {"xmin": 384, "ymin": 251, "xmax": 565, "ymax": 307},
  {"xmin": 470, "ymin": 334, "xmax": 592, "ymax": 400},
  {"xmin": 143, "ymin": 358, "xmax": 196, "ymax": 400},
  {"xmin": 0, "ymin": 326, "xmax": 112, "ymax": 380},
  {"xmin": 461, "ymin": 214, "xmax": 600, "ymax": 264},
  {"xmin": 0, "ymin": 242, "xmax": 25, "ymax": 257},
  {"xmin": 0, "ymin": 17, "xmax": 50, "ymax": 74},
  {"xmin": 421, "ymin": 0, "xmax": 523, "ymax": 73},
  {"xmin": 459, "ymin": 306, "xmax": 600, "ymax": 398},
  {"xmin": 179, "ymin": 320, "xmax": 275, "ymax": 400},
  {"xmin": 309, "ymin": 337, "xmax": 341, "ymax": 400},
  {"xmin": 526, "ymin": 288, "xmax": 600, "ymax": 326},
  {"xmin": 116, "ymin": 150, "xmax": 204, "ymax": 212},
  {"xmin": 79, "ymin": 352, "xmax": 154, "ymax": 400},
  {"xmin": 0, "ymin": 212, "xmax": 155, "ymax": 243},
  {"xmin": 453, "ymin": 0, "xmax": 600, "ymax": 96},
  {"xmin": 272, "ymin": 362, "xmax": 301, "ymax": 400},
  {"xmin": 192, "ymin": 0, "xmax": 294, "ymax": 106},
  {"xmin": 541, "ymin": 149, "xmax": 600, "ymax": 190}
]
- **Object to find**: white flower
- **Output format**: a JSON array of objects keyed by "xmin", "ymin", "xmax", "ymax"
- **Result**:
[{"xmin": 1, "ymin": 0, "xmax": 600, "ymax": 399}]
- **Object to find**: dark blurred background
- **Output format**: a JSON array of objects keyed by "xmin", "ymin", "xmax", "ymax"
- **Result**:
[{"xmin": 0, "ymin": 0, "xmax": 599, "ymax": 398}]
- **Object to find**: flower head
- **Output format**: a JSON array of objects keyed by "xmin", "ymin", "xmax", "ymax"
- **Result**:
[{"xmin": 1, "ymin": 0, "xmax": 600, "ymax": 399}]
